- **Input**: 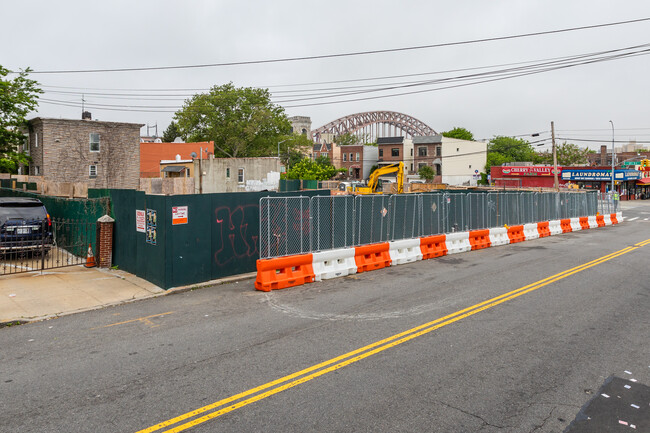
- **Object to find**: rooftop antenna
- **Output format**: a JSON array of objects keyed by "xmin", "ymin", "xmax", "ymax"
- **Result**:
[{"xmin": 81, "ymin": 94, "xmax": 85, "ymax": 116}]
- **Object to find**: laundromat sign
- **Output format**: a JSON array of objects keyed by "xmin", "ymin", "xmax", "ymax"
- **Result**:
[{"xmin": 561, "ymin": 169, "xmax": 641, "ymax": 181}]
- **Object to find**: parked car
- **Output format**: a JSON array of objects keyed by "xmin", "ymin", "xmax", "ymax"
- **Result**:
[{"xmin": 0, "ymin": 197, "xmax": 53, "ymax": 255}]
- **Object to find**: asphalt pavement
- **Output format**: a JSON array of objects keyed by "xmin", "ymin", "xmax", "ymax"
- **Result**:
[{"xmin": 1, "ymin": 199, "xmax": 649, "ymax": 432}]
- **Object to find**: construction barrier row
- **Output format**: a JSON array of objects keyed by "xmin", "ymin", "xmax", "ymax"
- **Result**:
[{"xmin": 254, "ymin": 212, "xmax": 622, "ymax": 291}]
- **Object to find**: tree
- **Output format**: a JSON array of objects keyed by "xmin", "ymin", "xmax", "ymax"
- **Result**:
[
  {"xmin": 418, "ymin": 165, "xmax": 434, "ymax": 182},
  {"xmin": 174, "ymin": 83, "xmax": 291, "ymax": 158},
  {"xmin": 161, "ymin": 121, "xmax": 182, "ymax": 142},
  {"xmin": 0, "ymin": 66, "xmax": 42, "ymax": 173},
  {"xmin": 277, "ymin": 133, "xmax": 313, "ymax": 166},
  {"xmin": 485, "ymin": 136, "xmax": 541, "ymax": 174},
  {"xmin": 538, "ymin": 142, "xmax": 590, "ymax": 166},
  {"xmin": 442, "ymin": 127, "xmax": 474, "ymax": 141},
  {"xmin": 284, "ymin": 157, "xmax": 338, "ymax": 181},
  {"xmin": 334, "ymin": 133, "xmax": 360, "ymax": 146}
]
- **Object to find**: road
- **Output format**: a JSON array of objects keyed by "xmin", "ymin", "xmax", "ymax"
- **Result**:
[{"xmin": 1, "ymin": 201, "xmax": 649, "ymax": 432}]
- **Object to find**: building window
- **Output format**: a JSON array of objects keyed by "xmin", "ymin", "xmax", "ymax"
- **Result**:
[
  {"xmin": 237, "ymin": 168, "xmax": 244, "ymax": 183},
  {"xmin": 418, "ymin": 162, "xmax": 428, "ymax": 170},
  {"xmin": 436, "ymin": 146, "xmax": 441, "ymax": 156},
  {"xmin": 391, "ymin": 148, "xmax": 399, "ymax": 157},
  {"xmin": 418, "ymin": 147, "xmax": 428, "ymax": 157},
  {"xmin": 356, "ymin": 152, "xmax": 360, "ymax": 162},
  {"xmin": 410, "ymin": 149, "xmax": 413, "ymax": 156},
  {"xmin": 186, "ymin": 168, "xmax": 190, "ymax": 177},
  {"xmin": 343, "ymin": 153, "xmax": 347, "ymax": 162},
  {"xmin": 34, "ymin": 166, "xmax": 40, "ymax": 175},
  {"xmin": 457, "ymin": 148, "xmax": 460, "ymax": 152},
  {"xmin": 89, "ymin": 133, "xmax": 100, "ymax": 152},
  {"xmin": 89, "ymin": 165, "xmax": 97, "ymax": 177},
  {"xmin": 226, "ymin": 167, "xmax": 230, "ymax": 178},
  {"xmin": 349, "ymin": 153, "xmax": 353, "ymax": 162},
  {"xmin": 435, "ymin": 164, "xmax": 441, "ymax": 175},
  {"xmin": 379, "ymin": 149, "xmax": 383, "ymax": 157},
  {"xmin": 301, "ymin": 128, "xmax": 307, "ymax": 135},
  {"xmin": 410, "ymin": 163, "xmax": 413, "ymax": 171},
  {"xmin": 321, "ymin": 152, "xmax": 328, "ymax": 158},
  {"xmin": 34, "ymin": 132, "xmax": 38, "ymax": 148},
  {"xmin": 469, "ymin": 164, "xmax": 472, "ymax": 169}
]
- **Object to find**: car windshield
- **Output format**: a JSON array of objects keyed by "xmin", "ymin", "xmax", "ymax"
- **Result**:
[{"xmin": 0, "ymin": 202, "xmax": 47, "ymax": 225}]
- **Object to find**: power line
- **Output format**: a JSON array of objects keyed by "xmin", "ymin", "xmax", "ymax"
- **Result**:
[{"xmin": 20, "ymin": 17, "xmax": 650, "ymax": 74}]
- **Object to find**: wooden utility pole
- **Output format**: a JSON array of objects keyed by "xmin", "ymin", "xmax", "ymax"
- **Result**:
[{"xmin": 551, "ymin": 121, "xmax": 559, "ymax": 191}]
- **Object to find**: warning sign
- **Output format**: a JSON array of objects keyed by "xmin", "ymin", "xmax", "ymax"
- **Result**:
[
  {"xmin": 172, "ymin": 206, "xmax": 188, "ymax": 225},
  {"xmin": 136, "ymin": 210, "xmax": 146, "ymax": 233}
]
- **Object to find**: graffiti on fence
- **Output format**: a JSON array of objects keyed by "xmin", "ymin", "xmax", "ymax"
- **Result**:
[{"xmin": 213, "ymin": 204, "xmax": 259, "ymax": 267}]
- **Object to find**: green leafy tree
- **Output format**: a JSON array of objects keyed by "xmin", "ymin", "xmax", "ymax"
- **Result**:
[
  {"xmin": 161, "ymin": 121, "xmax": 182, "ymax": 142},
  {"xmin": 277, "ymin": 133, "xmax": 313, "ymax": 166},
  {"xmin": 334, "ymin": 133, "xmax": 360, "ymax": 146},
  {"xmin": 285, "ymin": 157, "xmax": 338, "ymax": 180},
  {"xmin": 0, "ymin": 66, "xmax": 42, "ymax": 173},
  {"xmin": 174, "ymin": 83, "xmax": 291, "ymax": 158},
  {"xmin": 538, "ymin": 142, "xmax": 590, "ymax": 166},
  {"xmin": 485, "ymin": 136, "xmax": 541, "ymax": 174},
  {"xmin": 442, "ymin": 127, "xmax": 474, "ymax": 141},
  {"xmin": 418, "ymin": 165, "xmax": 435, "ymax": 182}
]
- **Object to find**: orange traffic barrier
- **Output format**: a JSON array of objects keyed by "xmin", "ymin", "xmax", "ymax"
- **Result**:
[
  {"xmin": 507, "ymin": 225, "xmax": 525, "ymax": 243},
  {"xmin": 84, "ymin": 244, "xmax": 96, "ymax": 268},
  {"xmin": 354, "ymin": 243, "xmax": 391, "ymax": 273},
  {"xmin": 560, "ymin": 219, "xmax": 572, "ymax": 233},
  {"xmin": 596, "ymin": 215, "xmax": 605, "ymax": 227},
  {"xmin": 420, "ymin": 235, "xmax": 447, "ymax": 259},
  {"xmin": 610, "ymin": 213, "xmax": 618, "ymax": 224},
  {"xmin": 579, "ymin": 217, "xmax": 590, "ymax": 230},
  {"xmin": 537, "ymin": 221, "xmax": 551, "ymax": 238},
  {"xmin": 469, "ymin": 229, "xmax": 491, "ymax": 250},
  {"xmin": 255, "ymin": 253, "xmax": 315, "ymax": 292}
]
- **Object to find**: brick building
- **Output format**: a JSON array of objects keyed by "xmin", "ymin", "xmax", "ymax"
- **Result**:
[
  {"xmin": 412, "ymin": 135, "xmax": 443, "ymax": 179},
  {"xmin": 27, "ymin": 116, "xmax": 143, "ymax": 189},
  {"xmin": 338, "ymin": 144, "xmax": 379, "ymax": 180}
]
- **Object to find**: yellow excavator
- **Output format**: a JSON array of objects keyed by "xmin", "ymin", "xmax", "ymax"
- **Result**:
[{"xmin": 355, "ymin": 162, "xmax": 404, "ymax": 194}]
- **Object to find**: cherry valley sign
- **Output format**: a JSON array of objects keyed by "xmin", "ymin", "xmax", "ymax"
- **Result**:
[{"xmin": 500, "ymin": 166, "xmax": 560, "ymax": 176}]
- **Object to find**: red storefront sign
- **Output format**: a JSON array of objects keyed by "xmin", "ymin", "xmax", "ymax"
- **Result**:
[{"xmin": 499, "ymin": 166, "xmax": 561, "ymax": 176}]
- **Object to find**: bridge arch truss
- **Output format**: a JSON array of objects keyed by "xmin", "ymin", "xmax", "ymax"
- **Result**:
[{"xmin": 312, "ymin": 111, "xmax": 437, "ymax": 143}]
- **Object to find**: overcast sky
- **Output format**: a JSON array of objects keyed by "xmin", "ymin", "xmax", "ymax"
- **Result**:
[{"xmin": 3, "ymin": 1, "xmax": 649, "ymax": 150}]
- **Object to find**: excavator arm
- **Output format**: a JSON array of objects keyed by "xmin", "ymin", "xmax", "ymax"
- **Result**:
[{"xmin": 357, "ymin": 162, "xmax": 404, "ymax": 194}]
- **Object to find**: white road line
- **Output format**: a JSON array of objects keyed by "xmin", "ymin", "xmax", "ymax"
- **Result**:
[
  {"xmin": 644, "ymin": 218, "xmax": 649, "ymax": 221},
  {"xmin": 628, "ymin": 217, "xmax": 639, "ymax": 221}
]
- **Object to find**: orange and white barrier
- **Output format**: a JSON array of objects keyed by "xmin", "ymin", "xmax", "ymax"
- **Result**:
[{"xmin": 255, "ymin": 212, "xmax": 623, "ymax": 291}]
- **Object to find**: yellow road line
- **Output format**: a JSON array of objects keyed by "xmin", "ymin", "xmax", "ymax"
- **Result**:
[
  {"xmin": 92, "ymin": 312, "xmax": 174, "ymax": 330},
  {"xmin": 634, "ymin": 238, "xmax": 650, "ymax": 247},
  {"xmin": 137, "ymin": 245, "xmax": 642, "ymax": 433}
]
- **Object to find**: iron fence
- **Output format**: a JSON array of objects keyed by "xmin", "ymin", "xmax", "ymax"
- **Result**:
[
  {"xmin": 260, "ymin": 190, "xmax": 610, "ymax": 259},
  {"xmin": 0, "ymin": 218, "xmax": 95, "ymax": 275}
]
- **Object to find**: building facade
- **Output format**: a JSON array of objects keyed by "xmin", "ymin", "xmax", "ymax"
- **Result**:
[
  {"xmin": 28, "ymin": 117, "xmax": 143, "ymax": 189},
  {"xmin": 440, "ymin": 137, "xmax": 487, "ymax": 186},
  {"xmin": 194, "ymin": 157, "xmax": 281, "ymax": 193},
  {"xmin": 412, "ymin": 135, "xmax": 443, "ymax": 181},
  {"xmin": 338, "ymin": 145, "xmax": 379, "ymax": 180}
]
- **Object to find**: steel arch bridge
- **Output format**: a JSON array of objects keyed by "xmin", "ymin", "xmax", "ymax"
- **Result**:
[{"xmin": 311, "ymin": 111, "xmax": 437, "ymax": 142}]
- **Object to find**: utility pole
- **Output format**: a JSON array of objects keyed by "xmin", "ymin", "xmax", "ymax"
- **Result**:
[{"xmin": 551, "ymin": 121, "xmax": 559, "ymax": 191}]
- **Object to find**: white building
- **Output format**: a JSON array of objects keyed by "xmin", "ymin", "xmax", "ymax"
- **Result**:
[{"xmin": 440, "ymin": 137, "xmax": 487, "ymax": 186}]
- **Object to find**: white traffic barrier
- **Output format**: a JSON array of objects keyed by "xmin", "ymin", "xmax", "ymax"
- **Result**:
[
  {"xmin": 603, "ymin": 214, "xmax": 612, "ymax": 226},
  {"xmin": 523, "ymin": 223, "xmax": 539, "ymax": 240},
  {"xmin": 312, "ymin": 248, "xmax": 357, "ymax": 281},
  {"xmin": 587, "ymin": 215, "xmax": 598, "ymax": 229},
  {"xmin": 389, "ymin": 238, "xmax": 423, "ymax": 265},
  {"xmin": 570, "ymin": 217, "xmax": 582, "ymax": 232},
  {"xmin": 616, "ymin": 211, "xmax": 622, "ymax": 223},
  {"xmin": 446, "ymin": 232, "xmax": 471, "ymax": 255},
  {"xmin": 548, "ymin": 220, "xmax": 562, "ymax": 235},
  {"xmin": 489, "ymin": 227, "xmax": 509, "ymax": 246}
]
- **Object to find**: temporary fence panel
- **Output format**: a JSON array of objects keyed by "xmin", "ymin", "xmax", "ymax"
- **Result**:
[
  {"xmin": 388, "ymin": 194, "xmax": 420, "ymax": 241},
  {"xmin": 310, "ymin": 195, "xmax": 355, "ymax": 252},
  {"xmin": 260, "ymin": 196, "xmax": 311, "ymax": 259},
  {"xmin": 355, "ymin": 195, "xmax": 392, "ymax": 245}
]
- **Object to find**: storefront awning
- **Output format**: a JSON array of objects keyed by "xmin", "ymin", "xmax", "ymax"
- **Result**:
[
  {"xmin": 636, "ymin": 178, "xmax": 650, "ymax": 185},
  {"xmin": 162, "ymin": 166, "xmax": 186, "ymax": 173}
]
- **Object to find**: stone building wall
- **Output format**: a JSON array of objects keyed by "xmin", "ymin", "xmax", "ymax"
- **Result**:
[{"xmin": 28, "ymin": 118, "xmax": 143, "ymax": 189}]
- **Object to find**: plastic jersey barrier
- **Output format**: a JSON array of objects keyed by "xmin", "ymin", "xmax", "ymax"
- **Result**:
[
  {"xmin": 489, "ymin": 227, "xmax": 510, "ymax": 246},
  {"xmin": 507, "ymin": 225, "xmax": 526, "ymax": 243},
  {"xmin": 548, "ymin": 220, "xmax": 563, "ymax": 236},
  {"xmin": 587, "ymin": 215, "xmax": 598, "ymax": 229},
  {"xmin": 570, "ymin": 217, "xmax": 582, "ymax": 232},
  {"xmin": 312, "ymin": 248, "xmax": 357, "ymax": 281},
  {"xmin": 523, "ymin": 223, "xmax": 539, "ymax": 240},
  {"xmin": 537, "ymin": 221, "xmax": 551, "ymax": 238},
  {"xmin": 615, "ymin": 211, "xmax": 622, "ymax": 223},
  {"xmin": 446, "ymin": 232, "xmax": 472, "ymax": 255},
  {"xmin": 602, "ymin": 214, "xmax": 612, "ymax": 226},
  {"xmin": 595, "ymin": 215, "xmax": 606, "ymax": 227},
  {"xmin": 354, "ymin": 242, "xmax": 391, "ymax": 273},
  {"xmin": 255, "ymin": 253, "xmax": 315, "ymax": 292},
  {"xmin": 560, "ymin": 219, "xmax": 573, "ymax": 233},
  {"xmin": 469, "ymin": 229, "xmax": 491, "ymax": 250},
  {"xmin": 419, "ymin": 235, "xmax": 447, "ymax": 259},
  {"xmin": 389, "ymin": 238, "xmax": 423, "ymax": 265},
  {"xmin": 579, "ymin": 217, "xmax": 590, "ymax": 230}
]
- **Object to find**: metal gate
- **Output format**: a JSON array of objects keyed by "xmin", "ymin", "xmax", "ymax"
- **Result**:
[{"xmin": 0, "ymin": 218, "xmax": 96, "ymax": 275}]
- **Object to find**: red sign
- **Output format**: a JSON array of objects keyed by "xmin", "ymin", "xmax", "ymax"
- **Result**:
[{"xmin": 500, "ymin": 166, "xmax": 560, "ymax": 176}]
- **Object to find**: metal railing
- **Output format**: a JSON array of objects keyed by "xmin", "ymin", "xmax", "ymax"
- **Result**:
[
  {"xmin": 260, "ymin": 191, "xmax": 610, "ymax": 259},
  {"xmin": 1, "ymin": 218, "xmax": 95, "ymax": 275}
]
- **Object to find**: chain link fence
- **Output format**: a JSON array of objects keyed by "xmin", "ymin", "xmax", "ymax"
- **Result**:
[{"xmin": 260, "ymin": 190, "xmax": 612, "ymax": 259}]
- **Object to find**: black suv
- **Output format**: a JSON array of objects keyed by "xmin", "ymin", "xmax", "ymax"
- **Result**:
[{"xmin": 0, "ymin": 197, "xmax": 53, "ymax": 255}]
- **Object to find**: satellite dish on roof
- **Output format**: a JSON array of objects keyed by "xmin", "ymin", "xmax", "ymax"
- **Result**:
[
  {"xmin": 173, "ymin": 137, "xmax": 184, "ymax": 143},
  {"xmin": 190, "ymin": 152, "xmax": 197, "ymax": 159},
  {"xmin": 154, "ymin": 138, "xmax": 162, "ymax": 143}
]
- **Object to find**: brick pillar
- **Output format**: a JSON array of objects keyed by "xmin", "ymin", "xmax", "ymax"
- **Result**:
[{"xmin": 96, "ymin": 215, "xmax": 115, "ymax": 268}]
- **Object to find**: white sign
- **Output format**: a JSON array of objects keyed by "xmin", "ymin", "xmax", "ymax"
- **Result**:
[
  {"xmin": 172, "ymin": 206, "xmax": 188, "ymax": 225},
  {"xmin": 136, "ymin": 210, "xmax": 146, "ymax": 233}
]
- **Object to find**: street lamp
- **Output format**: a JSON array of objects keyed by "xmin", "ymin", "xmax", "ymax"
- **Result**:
[{"xmin": 609, "ymin": 120, "xmax": 614, "ymax": 194}]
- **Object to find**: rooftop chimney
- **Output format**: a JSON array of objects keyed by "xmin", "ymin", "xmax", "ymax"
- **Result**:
[{"xmin": 82, "ymin": 111, "xmax": 92, "ymax": 120}]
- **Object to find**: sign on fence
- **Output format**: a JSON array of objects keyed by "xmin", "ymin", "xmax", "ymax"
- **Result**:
[
  {"xmin": 172, "ymin": 206, "xmax": 188, "ymax": 225},
  {"xmin": 136, "ymin": 210, "xmax": 146, "ymax": 233}
]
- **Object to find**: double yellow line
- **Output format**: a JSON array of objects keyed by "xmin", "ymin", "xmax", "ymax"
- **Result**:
[{"xmin": 137, "ymin": 243, "xmax": 646, "ymax": 433}]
